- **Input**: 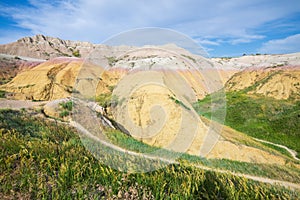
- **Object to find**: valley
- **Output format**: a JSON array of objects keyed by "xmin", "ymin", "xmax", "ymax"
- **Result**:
[{"xmin": 0, "ymin": 35, "xmax": 299, "ymax": 199}]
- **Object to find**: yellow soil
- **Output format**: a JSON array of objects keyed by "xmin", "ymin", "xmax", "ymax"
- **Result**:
[
  {"xmin": 0, "ymin": 58, "xmax": 296, "ymax": 165},
  {"xmin": 226, "ymin": 66, "xmax": 300, "ymax": 100}
]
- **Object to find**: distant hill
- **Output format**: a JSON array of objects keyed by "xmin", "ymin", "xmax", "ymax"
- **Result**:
[
  {"xmin": 0, "ymin": 57, "xmax": 84, "ymax": 100},
  {"xmin": 211, "ymin": 52, "xmax": 300, "ymax": 69},
  {"xmin": 0, "ymin": 35, "xmax": 300, "ymax": 164},
  {"xmin": 0, "ymin": 35, "xmax": 95, "ymax": 59},
  {"xmin": 0, "ymin": 54, "xmax": 42, "ymax": 85},
  {"xmin": 225, "ymin": 65, "xmax": 300, "ymax": 100},
  {"xmin": 1, "ymin": 34, "xmax": 299, "ymax": 67},
  {"xmin": 194, "ymin": 65, "xmax": 300, "ymax": 157},
  {"xmin": 0, "ymin": 35, "xmax": 193, "ymax": 60}
]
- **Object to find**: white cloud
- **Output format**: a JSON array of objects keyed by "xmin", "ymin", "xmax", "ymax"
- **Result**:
[
  {"xmin": 1, "ymin": 0, "xmax": 300, "ymax": 46},
  {"xmin": 229, "ymin": 35, "xmax": 265, "ymax": 45},
  {"xmin": 197, "ymin": 39, "xmax": 220, "ymax": 46},
  {"xmin": 259, "ymin": 34, "xmax": 300, "ymax": 54}
]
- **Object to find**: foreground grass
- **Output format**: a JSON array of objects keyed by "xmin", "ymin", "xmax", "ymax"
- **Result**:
[
  {"xmin": 1, "ymin": 109, "xmax": 299, "ymax": 199},
  {"xmin": 106, "ymin": 128, "xmax": 300, "ymax": 184},
  {"xmin": 193, "ymin": 90, "xmax": 300, "ymax": 156}
]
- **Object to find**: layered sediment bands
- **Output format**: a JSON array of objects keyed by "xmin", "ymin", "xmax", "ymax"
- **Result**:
[
  {"xmin": 1, "ymin": 56, "xmax": 232, "ymax": 101},
  {"xmin": 0, "ymin": 58, "xmax": 83, "ymax": 100},
  {"xmin": 0, "ymin": 54, "xmax": 42, "ymax": 85},
  {"xmin": 226, "ymin": 65, "xmax": 300, "ymax": 100}
]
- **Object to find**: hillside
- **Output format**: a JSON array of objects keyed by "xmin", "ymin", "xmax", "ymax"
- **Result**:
[
  {"xmin": 0, "ymin": 57, "xmax": 83, "ymax": 100},
  {"xmin": 0, "ymin": 37, "xmax": 299, "ymax": 165},
  {"xmin": 0, "ymin": 46, "xmax": 231, "ymax": 100},
  {"xmin": 194, "ymin": 89, "xmax": 300, "ymax": 157},
  {"xmin": 1, "ymin": 35, "xmax": 300, "ymax": 198},
  {"xmin": 0, "ymin": 35, "xmax": 95, "ymax": 59},
  {"xmin": 212, "ymin": 52, "xmax": 300, "ymax": 69},
  {"xmin": 1, "ymin": 109, "xmax": 299, "ymax": 199},
  {"xmin": 192, "ymin": 59, "xmax": 300, "ymax": 159},
  {"xmin": 0, "ymin": 54, "xmax": 42, "ymax": 85},
  {"xmin": 0, "ymin": 35, "xmax": 198, "ymax": 61},
  {"xmin": 0, "ymin": 66, "xmax": 295, "ymax": 166},
  {"xmin": 225, "ymin": 65, "xmax": 300, "ymax": 100}
]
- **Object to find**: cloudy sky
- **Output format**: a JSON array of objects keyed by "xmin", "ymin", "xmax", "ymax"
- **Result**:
[{"xmin": 0, "ymin": 0, "xmax": 299, "ymax": 57}]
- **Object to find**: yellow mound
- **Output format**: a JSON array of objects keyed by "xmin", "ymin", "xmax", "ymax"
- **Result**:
[
  {"xmin": 0, "ymin": 57, "xmax": 294, "ymax": 165},
  {"xmin": 1, "ymin": 58, "xmax": 83, "ymax": 100},
  {"xmin": 226, "ymin": 66, "xmax": 300, "ymax": 100}
]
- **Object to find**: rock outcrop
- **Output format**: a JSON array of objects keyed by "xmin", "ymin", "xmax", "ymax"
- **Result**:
[
  {"xmin": 212, "ymin": 52, "xmax": 300, "ymax": 69},
  {"xmin": 0, "ymin": 35, "xmax": 95, "ymax": 59}
]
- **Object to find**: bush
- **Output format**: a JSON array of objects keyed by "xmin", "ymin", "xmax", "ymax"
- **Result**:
[
  {"xmin": 72, "ymin": 50, "xmax": 80, "ymax": 57},
  {"xmin": 96, "ymin": 93, "xmax": 112, "ymax": 108},
  {"xmin": 59, "ymin": 101, "xmax": 73, "ymax": 111},
  {"xmin": 59, "ymin": 110, "xmax": 69, "ymax": 118},
  {"xmin": 106, "ymin": 56, "xmax": 118, "ymax": 67},
  {"xmin": 0, "ymin": 90, "xmax": 6, "ymax": 98}
]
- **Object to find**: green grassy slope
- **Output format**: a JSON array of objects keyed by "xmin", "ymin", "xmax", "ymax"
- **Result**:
[
  {"xmin": 106, "ymin": 128, "xmax": 300, "ymax": 183},
  {"xmin": 1, "ymin": 109, "xmax": 299, "ymax": 199},
  {"xmin": 193, "ymin": 90, "xmax": 300, "ymax": 156}
]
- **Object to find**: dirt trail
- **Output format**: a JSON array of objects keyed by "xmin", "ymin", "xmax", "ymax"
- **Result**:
[
  {"xmin": 254, "ymin": 138, "xmax": 299, "ymax": 161},
  {"xmin": 193, "ymin": 164, "xmax": 300, "ymax": 190},
  {"xmin": 70, "ymin": 120, "xmax": 300, "ymax": 191},
  {"xmin": 0, "ymin": 99, "xmax": 46, "ymax": 109},
  {"xmin": 1, "ymin": 99, "xmax": 299, "ymax": 191}
]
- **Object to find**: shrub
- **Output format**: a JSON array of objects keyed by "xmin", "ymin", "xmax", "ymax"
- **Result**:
[
  {"xmin": 59, "ymin": 110, "xmax": 69, "ymax": 118},
  {"xmin": 72, "ymin": 50, "xmax": 80, "ymax": 57},
  {"xmin": 59, "ymin": 101, "xmax": 73, "ymax": 111},
  {"xmin": 95, "ymin": 93, "xmax": 119, "ymax": 108},
  {"xmin": 106, "ymin": 56, "xmax": 118, "ymax": 67},
  {"xmin": 0, "ymin": 90, "xmax": 6, "ymax": 98}
]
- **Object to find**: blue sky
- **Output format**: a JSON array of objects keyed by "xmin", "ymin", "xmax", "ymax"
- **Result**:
[{"xmin": 0, "ymin": 0, "xmax": 300, "ymax": 57}]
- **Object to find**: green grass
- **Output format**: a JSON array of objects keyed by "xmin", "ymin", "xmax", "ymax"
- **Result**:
[
  {"xmin": 95, "ymin": 93, "xmax": 119, "ymax": 109},
  {"xmin": 105, "ymin": 56, "xmax": 118, "ymax": 67},
  {"xmin": 169, "ymin": 96, "xmax": 191, "ymax": 110},
  {"xmin": 59, "ymin": 100, "xmax": 73, "ymax": 111},
  {"xmin": 1, "ymin": 109, "xmax": 299, "ymax": 199},
  {"xmin": 105, "ymin": 129, "xmax": 162, "ymax": 154},
  {"xmin": 104, "ymin": 128, "xmax": 300, "ymax": 184},
  {"xmin": 72, "ymin": 50, "xmax": 81, "ymax": 57},
  {"xmin": 193, "ymin": 90, "xmax": 300, "ymax": 156},
  {"xmin": 259, "ymin": 142, "xmax": 292, "ymax": 158},
  {"xmin": 58, "ymin": 100, "xmax": 73, "ymax": 118},
  {"xmin": 59, "ymin": 110, "xmax": 70, "ymax": 118},
  {"xmin": 95, "ymin": 93, "xmax": 112, "ymax": 108},
  {"xmin": 0, "ymin": 90, "xmax": 6, "ymax": 98}
]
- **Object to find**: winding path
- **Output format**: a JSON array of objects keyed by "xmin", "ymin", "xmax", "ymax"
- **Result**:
[
  {"xmin": 0, "ymin": 99, "xmax": 46, "ymax": 109},
  {"xmin": 70, "ymin": 120, "xmax": 300, "ymax": 191},
  {"xmin": 0, "ymin": 99, "xmax": 299, "ymax": 191},
  {"xmin": 254, "ymin": 138, "xmax": 299, "ymax": 161}
]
